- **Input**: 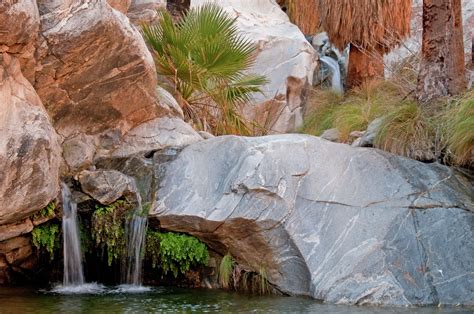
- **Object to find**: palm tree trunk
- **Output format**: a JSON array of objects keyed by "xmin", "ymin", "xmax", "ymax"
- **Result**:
[
  {"xmin": 287, "ymin": 0, "xmax": 319, "ymax": 35},
  {"xmin": 416, "ymin": 0, "xmax": 466, "ymax": 102},
  {"xmin": 346, "ymin": 45, "xmax": 384, "ymax": 89}
]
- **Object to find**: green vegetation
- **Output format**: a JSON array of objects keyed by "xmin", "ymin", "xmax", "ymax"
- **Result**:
[
  {"xmin": 374, "ymin": 101, "xmax": 435, "ymax": 161},
  {"xmin": 443, "ymin": 93, "xmax": 474, "ymax": 167},
  {"xmin": 142, "ymin": 3, "xmax": 267, "ymax": 135},
  {"xmin": 218, "ymin": 254, "xmax": 234, "ymax": 289},
  {"xmin": 301, "ymin": 80, "xmax": 403, "ymax": 142},
  {"xmin": 32, "ymin": 201, "xmax": 56, "ymax": 220},
  {"xmin": 146, "ymin": 230, "xmax": 209, "ymax": 278},
  {"xmin": 91, "ymin": 200, "xmax": 131, "ymax": 266},
  {"xmin": 302, "ymin": 77, "xmax": 473, "ymax": 166},
  {"xmin": 31, "ymin": 223, "xmax": 60, "ymax": 260}
]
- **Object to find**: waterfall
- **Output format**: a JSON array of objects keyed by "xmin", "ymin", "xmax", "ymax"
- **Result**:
[
  {"xmin": 61, "ymin": 182, "xmax": 85, "ymax": 286},
  {"xmin": 320, "ymin": 56, "xmax": 343, "ymax": 93},
  {"xmin": 122, "ymin": 192, "xmax": 148, "ymax": 286}
]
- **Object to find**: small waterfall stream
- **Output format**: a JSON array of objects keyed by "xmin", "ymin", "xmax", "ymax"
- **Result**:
[
  {"xmin": 61, "ymin": 182, "xmax": 85, "ymax": 286},
  {"xmin": 122, "ymin": 193, "xmax": 148, "ymax": 286},
  {"xmin": 320, "ymin": 56, "xmax": 343, "ymax": 93}
]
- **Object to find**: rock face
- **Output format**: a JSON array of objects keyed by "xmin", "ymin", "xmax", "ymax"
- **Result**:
[
  {"xmin": 0, "ymin": 54, "xmax": 60, "ymax": 225},
  {"xmin": 107, "ymin": 0, "xmax": 132, "ymax": 13},
  {"xmin": 0, "ymin": 0, "xmax": 40, "ymax": 82},
  {"xmin": 34, "ymin": 0, "xmax": 200, "ymax": 171},
  {"xmin": 35, "ymin": 0, "xmax": 170, "ymax": 139},
  {"xmin": 127, "ymin": 0, "xmax": 166, "ymax": 25},
  {"xmin": 191, "ymin": 0, "xmax": 317, "ymax": 133},
  {"xmin": 152, "ymin": 135, "xmax": 474, "ymax": 306}
]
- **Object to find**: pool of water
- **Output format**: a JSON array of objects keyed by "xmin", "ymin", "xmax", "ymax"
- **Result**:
[{"xmin": 0, "ymin": 286, "xmax": 470, "ymax": 313}]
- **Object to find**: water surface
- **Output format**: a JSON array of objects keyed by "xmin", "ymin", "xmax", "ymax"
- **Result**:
[{"xmin": 0, "ymin": 287, "xmax": 470, "ymax": 313}]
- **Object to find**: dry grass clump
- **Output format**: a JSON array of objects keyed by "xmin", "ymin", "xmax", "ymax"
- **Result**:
[
  {"xmin": 374, "ymin": 101, "xmax": 436, "ymax": 161},
  {"xmin": 442, "ymin": 92, "xmax": 474, "ymax": 167},
  {"xmin": 301, "ymin": 80, "xmax": 405, "ymax": 142}
]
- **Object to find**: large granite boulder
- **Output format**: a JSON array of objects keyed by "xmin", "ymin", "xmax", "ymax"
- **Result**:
[
  {"xmin": 152, "ymin": 134, "xmax": 474, "ymax": 306},
  {"xmin": 0, "ymin": 54, "xmax": 60, "ymax": 225},
  {"xmin": 191, "ymin": 0, "xmax": 317, "ymax": 133},
  {"xmin": 35, "ymin": 0, "xmax": 200, "ymax": 171},
  {"xmin": 0, "ymin": 0, "xmax": 40, "ymax": 83}
]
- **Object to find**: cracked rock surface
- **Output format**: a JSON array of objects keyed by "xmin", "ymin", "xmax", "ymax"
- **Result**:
[{"xmin": 152, "ymin": 134, "xmax": 474, "ymax": 306}]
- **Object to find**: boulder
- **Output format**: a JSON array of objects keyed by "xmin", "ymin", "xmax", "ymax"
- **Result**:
[
  {"xmin": 0, "ymin": 0, "xmax": 40, "ymax": 82},
  {"xmin": 127, "ymin": 0, "xmax": 166, "ymax": 25},
  {"xmin": 78, "ymin": 170, "xmax": 138, "ymax": 205},
  {"xmin": 320, "ymin": 128, "xmax": 340, "ymax": 142},
  {"xmin": 107, "ymin": 0, "xmax": 132, "ymax": 13},
  {"xmin": 354, "ymin": 117, "xmax": 384, "ymax": 148},
  {"xmin": 0, "ymin": 54, "xmax": 61, "ymax": 225},
  {"xmin": 34, "ymin": 0, "xmax": 200, "ymax": 168},
  {"xmin": 152, "ymin": 134, "xmax": 474, "ymax": 306},
  {"xmin": 35, "ymin": 0, "xmax": 171, "ymax": 138},
  {"xmin": 191, "ymin": 0, "xmax": 317, "ymax": 133}
]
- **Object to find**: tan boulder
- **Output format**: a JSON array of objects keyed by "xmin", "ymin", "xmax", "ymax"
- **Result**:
[
  {"xmin": 107, "ymin": 0, "xmax": 132, "ymax": 13},
  {"xmin": 0, "ymin": 54, "xmax": 61, "ymax": 225},
  {"xmin": 35, "ymin": 0, "xmax": 172, "ymax": 139},
  {"xmin": 0, "ymin": 0, "xmax": 40, "ymax": 83}
]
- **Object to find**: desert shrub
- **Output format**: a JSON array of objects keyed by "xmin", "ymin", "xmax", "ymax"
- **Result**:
[
  {"xmin": 31, "ymin": 222, "xmax": 60, "ymax": 260},
  {"xmin": 218, "ymin": 253, "xmax": 234, "ymax": 289},
  {"xmin": 442, "ymin": 92, "xmax": 474, "ymax": 167},
  {"xmin": 91, "ymin": 200, "xmax": 132, "ymax": 266},
  {"xmin": 146, "ymin": 230, "xmax": 209, "ymax": 278},
  {"xmin": 301, "ymin": 80, "xmax": 404, "ymax": 141},
  {"xmin": 374, "ymin": 101, "xmax": 436, "ymax": 161},
  {"xmin": 142, "ymin": 3, "xmax": 267, "ymax": 135}
]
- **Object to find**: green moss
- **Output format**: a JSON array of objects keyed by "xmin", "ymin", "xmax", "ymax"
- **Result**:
[
  {"xmin": 31, "ymin": 223, "xmax": 60, "ymax": 260},
  {"xmin": 91, "ymin": 200, "xmax": 131, "ymax": 266},
  {"xmin": 218, "ymin": 254, "xmax": 234, "ymax": 289},
  {"xmin": 32, "ymin": 201, "xmax": 56, "ymax": 220},
  {"xmin": 146, "ymin": 230, "xmax": 209, "ymax": 278}
]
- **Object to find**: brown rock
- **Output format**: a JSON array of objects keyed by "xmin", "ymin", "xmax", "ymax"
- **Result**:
[
  {"xmin": 5, "ymin": 244, "xmax": 33, "ymax": 265},
  {"xmin": 35, "ymin": 0, "xmax": 173, "ymax": 139},
  {"xmin": 0, "ymin": 0, "xmax": 40, "ymax": 82},
  {"xmin": 107, "ymin": 0, "xmax": 132, "ymax": 13},
  {"xmin": 128, "ymin": 0, "xmax": 166, "ymax": 25},
  {"xmin": 0, "ymin": 236, "xmax": 31, "ymax": 254},
  {"xmin": 0, "ymin": 54, "xmax": 61, "ymax": 225},
  {"xmin": 78, "ymin": 170, "xmax": 137, "ymax": 205},
  {"xmin": 0, "ymin": 219, "xmax": 34, "ymax": 242}
]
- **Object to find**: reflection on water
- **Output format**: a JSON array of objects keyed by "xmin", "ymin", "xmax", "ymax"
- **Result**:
[{"xmin": 0, "ymin": 287, "xmax": 471, "ymax": 313}]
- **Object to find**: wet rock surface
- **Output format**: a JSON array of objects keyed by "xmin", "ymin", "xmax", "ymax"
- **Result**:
[{"xmin": 151, "ymin": 135, "xmax": 474, "ymax": 306}]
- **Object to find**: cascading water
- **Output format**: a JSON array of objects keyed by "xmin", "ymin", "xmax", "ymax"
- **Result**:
[
  {"xmin": 320, "ymin": 56, "xmax": 343, "ymax": 93},
  {"xmin": 122, "ymin": 192, "xmax": 148, "ymax": 287},
  {"xmin": 61, "ymin": 182, "xmax": 85, "ymax": 286}
]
